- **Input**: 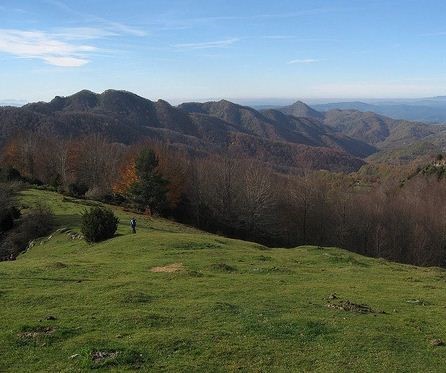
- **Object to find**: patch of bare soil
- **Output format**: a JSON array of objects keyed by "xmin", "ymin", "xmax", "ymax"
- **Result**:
[
  {"xmin": 92, "ymin": 350, "xmax": 119, "ymax": 363},
  {"xmin": 326, "ymin": 296, "xmax": 386, "ymax": 314},
  {"xmin": 18, "ymin": 326, "xmax": 56, "ymax": 339},
  {"xmin": 431, "ymin": 339, "xmax": 445, "ymax": 347},
  {"xmin": 150, "ymin": 263, "xmax": 184, "ymax": 273}
]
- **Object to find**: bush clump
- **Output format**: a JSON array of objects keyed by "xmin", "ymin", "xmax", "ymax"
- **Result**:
[
  {"xmin": 0, "ymin": 166, "xmax": 22, "ymax": 182},
  {"xmin": 81, "ymin": 207, "xmax": 119, "ymax": 243},
  {"xmin": 0, "ymin": 204, "xmax": 54, "ymax": 260},
  {"xmin": 68, "ymin": 182, "xmax": 89, "ymax": 198}
]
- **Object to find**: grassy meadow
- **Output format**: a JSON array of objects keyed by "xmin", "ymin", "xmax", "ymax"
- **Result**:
[{"xmin": 1, "ymin": 189, "xmax": 446, "ymax": 371}]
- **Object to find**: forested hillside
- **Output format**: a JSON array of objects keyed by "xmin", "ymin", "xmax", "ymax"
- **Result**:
[
  {"xmin": 3, "ymin": 91, "xmax": 446, "ymax": 266},
  {"xmin": 0, "ymin": 90, "xmax": 374, "ymax": 173}
]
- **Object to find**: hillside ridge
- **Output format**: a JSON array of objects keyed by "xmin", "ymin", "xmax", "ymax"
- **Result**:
[{"xmin": 0, "ymin": 90, "xmax": 373, "ymax": 173}]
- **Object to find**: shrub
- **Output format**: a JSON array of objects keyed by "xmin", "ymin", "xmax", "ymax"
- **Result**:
[
  {"xmin": 0, "ymin": 182, "xmax": 21, "ymax": 234},
  {"xmin": 0, "ymin": 204, "xmax": 54, "ymax": 260},
  {"xmin": 0, "ymin": 207, "xmax": 20, "ymax": 233},
  {"xmin": 81, "ymin": 207, "xmax": 119, "ymax": 243},
  {"xmin": 101, "ymin": 193, "xmax": 127, "ymax": 206},
  {"xmin": 68, "ymin": 182, "xmax": 89, "ymax": 198},
  {"xmin": 0, "ymin": 166, "xmax": 22, "ymax": 182},
  {"xmin": 85, "ymin": 186, "xmax": 105, "ymax": 200}
]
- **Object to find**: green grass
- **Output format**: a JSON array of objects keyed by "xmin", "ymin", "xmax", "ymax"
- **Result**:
[{"xmin": 2, "ymin": 189, "xmax": 446, "ymax": 371}]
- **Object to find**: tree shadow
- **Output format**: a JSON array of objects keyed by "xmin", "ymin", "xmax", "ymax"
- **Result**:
[{"xmin": 55, "ymin": 214, "xmax": 81, "ymax": 228}]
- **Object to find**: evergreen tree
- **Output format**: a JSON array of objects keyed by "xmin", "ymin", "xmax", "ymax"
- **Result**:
[{"xmin": 129, "ymin": 149, "xmax": 168, "ymax": 214}]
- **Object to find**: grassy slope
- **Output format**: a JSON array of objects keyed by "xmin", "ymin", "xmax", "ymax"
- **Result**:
[{"xmin": 1, "ymin": 189, "xmax": 446, "ymax": 372}]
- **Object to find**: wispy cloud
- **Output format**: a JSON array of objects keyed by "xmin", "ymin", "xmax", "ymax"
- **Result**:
[
  {"xmin": 0, "ymin": 21, "xmax": 146, "ymax": 67},
  {"xmin": 0, "ymin": 0, "xmax": 147, "ymax": 67},
  {"xmin": 173, "ymin": 38, "xmax": 239, "ymax": 50},
  {"xmin": 105, "ymin": 22, "xmax": 146, "ymax": 37},
  {"xmin": 45, "ymin": 0, "xmax": 147, "ymax": 37},
  {"xmin": 190, "ymin": 8, "xmax": 339, "ymax": 23},
  {"xmin": 287, "ymin": 58, "xmax": 320, "ymax": 64},
  {"xmin": 263, "ymin": 36, "xmax": 342, "ymax": 43},
  {"xmin": 53, "ymin": 27, "xmax": 119, "ymax": 40},
  {"xmin": 149, "ymin": 7, "xmax": 340, "ymax": 32},
  {"xmin": 0, "ymin": 29, "xmax": 96, "ymax": 67}
]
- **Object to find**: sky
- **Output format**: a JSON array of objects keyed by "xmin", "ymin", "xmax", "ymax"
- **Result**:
[{"xmin": 1, "ymin": 0, "xmax": 446, "ymax": 103}]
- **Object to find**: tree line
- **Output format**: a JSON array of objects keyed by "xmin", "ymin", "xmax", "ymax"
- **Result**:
[{"xmin": 2, "ymin": 131, "xmax": 446, "ymax": 267}]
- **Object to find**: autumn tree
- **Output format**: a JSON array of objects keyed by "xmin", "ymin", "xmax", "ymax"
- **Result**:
[
  {"xmin": 113, "ymin": 154, "xmax": 138, "ymax": 195},
  {"xmin": 72, "ymin": 134, "xmax": 125, "ymax": 196},
  {"xmin": 239, "ymin": 160, "xmax": 275, "ymax": 238}
]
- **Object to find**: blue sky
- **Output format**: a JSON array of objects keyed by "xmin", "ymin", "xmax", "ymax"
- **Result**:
[{"xmin": 1, "ymin": 0, "xmax": 446, "ymax": 103}]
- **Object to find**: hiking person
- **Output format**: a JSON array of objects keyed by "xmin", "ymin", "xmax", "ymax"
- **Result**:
[{"xmin": 130, "ymin": 217, "xmax": 137, "ymax": 233}]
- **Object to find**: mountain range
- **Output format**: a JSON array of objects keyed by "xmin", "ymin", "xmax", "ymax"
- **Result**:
[
  {"xmin": 311, "ymin": 97, "xmax": 446, "ymax": 123},
  {"xmin": 1, "ymin": 90, "xmax": 446, "ymax": 172}
]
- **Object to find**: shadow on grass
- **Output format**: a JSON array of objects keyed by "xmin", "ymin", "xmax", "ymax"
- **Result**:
[{"xmin": 54, "ymin": 214, "xmax": 82, "ymax": 228}]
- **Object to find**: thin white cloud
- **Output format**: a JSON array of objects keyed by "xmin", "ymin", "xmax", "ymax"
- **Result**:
[
  {"xmin": 106, "ymin": 22, "xmax": 146, "ymax": 37},
  {"xmin": 43, "ymin": 56, "xmax": 90, "ymax": 67},
  {"xmin": 54, "ymin": 27, "xmax": 119, "ymax": 40},
  {"xmin": 0, "ymin": 18, "xmax": 146, "ymax": 67},
  {"xmin": 189, "ymin": 8, "xmax": 339, "ymax": 23},
  {"xmin": 263, "ymin": 36, "xmax": 342, "ymax": 43},
  {"xmin": 45, "ymin": 0, "xmax": 147, "ymax": 37},
  {"xmin": 287, "ymin": 58, "xmax": 320, "ymax": 64},
  {"xmin": 173, "ymin": 38, "xmax": 239, "ymax": 50},
  {"xmin": 0, "ymin": 29, "xmax": 96, "ymax": 67}
]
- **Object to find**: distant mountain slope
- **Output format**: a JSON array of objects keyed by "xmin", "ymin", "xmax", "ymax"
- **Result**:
[
  {"xmin": 275, "ymin": 102, "xmax": 446, "ymax": 152},
  {"xmin": 322, "ymin": 109, "xmax": 445, "ymax": 149},
  {"xmin": 0, "ymin": 99, "xmax": 27, "ymax": 107},
  {"xmin": 278, "ymin": 100, "xmax": 325, "ymax": 120},
  {"xmin": 180, "ymin": 100, "xmax": 375, "ymax": 158},
  {"xmin": 4, "ymin": 90, "xmax": 446, "ymax": 171},
  {"xmin": 366, "ymin": 141, "xmax": 441, "ymax": 165},
  {"xmin": 0, "ymin": 90, "xmax": 369, "ymax": 173},
  {"xmin": 312, "ymin": 100, "xmax": 446, "ymax": 123}
]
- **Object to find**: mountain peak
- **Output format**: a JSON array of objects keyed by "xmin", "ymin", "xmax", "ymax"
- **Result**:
[
  {"xmin": 279, "ymin": 100, "xmax": 324, "ymax": 120},
  {"xmin": 291, "ymin": 100, "xmax": 309, "ymax": 106}
]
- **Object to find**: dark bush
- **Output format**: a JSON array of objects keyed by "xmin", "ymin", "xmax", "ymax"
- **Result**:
[
  {"xmin": 81, "ymin": 207, "xmax": 119, "ymax": 243},
  {"xmin": 48, "ymin": 173, "xmax": 62, "ymax": 188},
  {"xmin": 0, "ymin": 207, "xmax": 20, "ymax": 233},
  {"xmin": 0, "ymin": 166, "xmax": 22, "ymax": 182},
  {"xmin": 21, "ymin": 177, "xmax": 43, "ymax": 186},
  {"xmin": 101, "ymin": 193, "xmax": 127, "ymax": 206},
  {"xmin": 0, "ymin": 204, "xmax": 54, "ymax": 260},
  {"xmin": 0, "ymin": 213, "xmax": 14, "ymax": 233},
  {"xmin": 68, "ymin": 182, "xmax": 89, "ymax": 198},
  {"xmin": 0, "ymin": 182, "xmax": 20, "ymax": 234}
]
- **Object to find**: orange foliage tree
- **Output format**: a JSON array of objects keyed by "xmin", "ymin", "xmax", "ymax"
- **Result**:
[
  {"xmin": 112, "ymin": 154, "xmax": 138, "ymax": 195},
  {"xmin": 112, "ymin": 142, "xmax": 188, "ymax": 210}
]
